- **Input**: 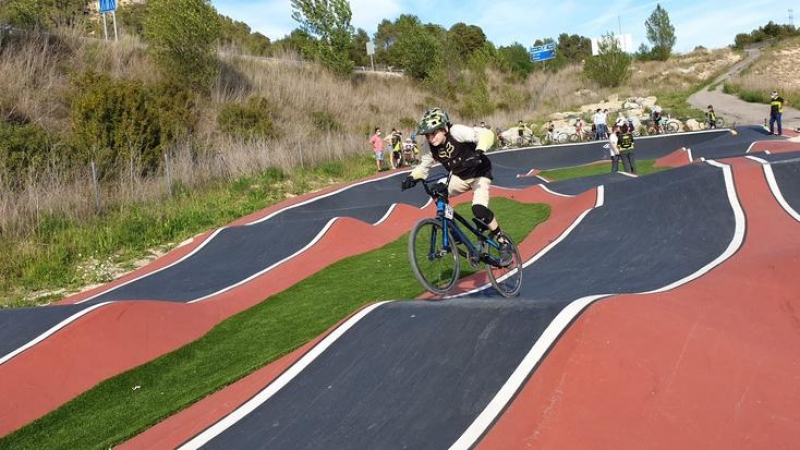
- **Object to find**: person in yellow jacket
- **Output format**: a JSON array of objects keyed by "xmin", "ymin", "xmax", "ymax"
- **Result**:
[
  {"xmin": 769, "ymin": 91, "xmax": 785, "ymax": 136},
  {"xmin": 618, "ymin": 123, "xmax": 636, "ymax": 174}
]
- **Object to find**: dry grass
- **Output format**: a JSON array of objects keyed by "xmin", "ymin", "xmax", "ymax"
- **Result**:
[
  {"xmin": 0, "ymin": 31, "xmax": 744, "ymax": 240},
  {"xmin": 727, "ymin": 36, "xmax": 800, "ymax": 102}
]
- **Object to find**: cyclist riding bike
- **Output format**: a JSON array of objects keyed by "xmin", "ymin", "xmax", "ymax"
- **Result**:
[{"xmin": 401, "ymin": 107, "xmax": 512, "ymax": 264}]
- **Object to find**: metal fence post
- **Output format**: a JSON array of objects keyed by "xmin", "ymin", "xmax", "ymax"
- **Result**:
[
  {"xmin": 164, "ymin": 152, "xmax": 172, "ymax": 196},
  {"xmin": 90, "ymin": 161, "xmax": 101, "ymax": 212}
]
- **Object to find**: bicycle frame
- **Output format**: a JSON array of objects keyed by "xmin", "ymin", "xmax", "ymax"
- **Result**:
[{"xmin": 425, "ymin": 175, "xmax": 505, "ymax": 267}]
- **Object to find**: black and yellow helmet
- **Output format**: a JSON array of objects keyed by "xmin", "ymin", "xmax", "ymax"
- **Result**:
[{"xmin": 417, "ymin": 108, "xmax": 450, "ymax": 134}]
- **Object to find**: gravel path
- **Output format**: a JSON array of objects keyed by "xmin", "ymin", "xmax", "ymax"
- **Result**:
[{"xmin": 688, "ymin": 47, "xmax": 800, "ymax": 133}]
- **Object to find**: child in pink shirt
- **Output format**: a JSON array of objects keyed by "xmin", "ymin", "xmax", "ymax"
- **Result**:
[{"xmin": 369, "ymin": 127, "xmax": 384, "ymax": 171}]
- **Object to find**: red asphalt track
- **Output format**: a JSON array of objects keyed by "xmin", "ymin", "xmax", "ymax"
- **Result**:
[
  {"xmin": 478, "ymin": 158, "xmax": 800, "ymax": 449},
  {"xmin": 0, "ymin": 172, "xmax": 422, "ymax": 435}
]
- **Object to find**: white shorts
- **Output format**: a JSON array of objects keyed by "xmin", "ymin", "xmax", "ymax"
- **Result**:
[{"xmin": 448, "ymin": 175, "xmax": 491, "ymax": 207}]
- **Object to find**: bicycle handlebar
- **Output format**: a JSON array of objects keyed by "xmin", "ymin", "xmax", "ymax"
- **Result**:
[{"xmin": 419, "ymin": 171, "xmax": 452, "ymax": 199}]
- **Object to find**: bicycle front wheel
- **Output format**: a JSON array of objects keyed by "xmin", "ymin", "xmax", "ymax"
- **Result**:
[
  {"xmin": 408, "ymin": 218, "xmax": 460, "ymax": 295},
  {"xmin": 485, "ymin": 234, "xmax": 523, "ymax": 297}
]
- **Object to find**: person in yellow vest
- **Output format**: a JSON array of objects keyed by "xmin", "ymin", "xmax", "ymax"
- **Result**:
[
  {"xmin": 706, "ymin": 105, "xmax": 717, "ymax": 129},
  {"xmin": 769, "ymin": 91, "xmax": 785, "ymax": 136},
  {"xmin": 618, "ymin": 123, "xmax": 636, "ymax": 174}
]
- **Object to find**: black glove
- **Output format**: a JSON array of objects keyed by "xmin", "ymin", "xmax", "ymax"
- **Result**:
[{"xmin": 401, "ymin": 176, "xmax": 418, "ymax": 191}]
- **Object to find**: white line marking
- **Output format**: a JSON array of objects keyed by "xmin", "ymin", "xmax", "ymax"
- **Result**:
[
  {"xmin": 537, "ymin": 184, "xmax": 572, "ymax": 197},
  {"xmin": 761, "ymin": 161, "xmax": 800, "ymax": 222},
  {"xmin": 449, "ymin": 294, "xmax": 610, "ymax": 450},
  {"xmin": 246, "ymin": 172, "xmax": 402, "ymax": 226},
  {"xmin": 76, "ymin": 228, "xmax": 227, "ymax": 304},
  {"xmin": 448, "ymin": 203, "xmax": 599, "ymax": 299},
  {"xmin": 0, "ymin": 302, "xmax": 113, "ymax": 366},
  {"xmin": 595, "ymin": 185, "xmax": 605, "ymax": 207},
  {"xmin": 451, "ymin": 160, "xmax": 746, "ymax": 448},
  {"xmin": 188, "ymin": 218, "xmax": 340, "ymax": 303},
  {"xmin": 177, "ymin": 302, "xmax": 390, "ymax": 450},
  {"xmin": 12, "ymin": 174, "xmax": 406, "ymax": 362}
]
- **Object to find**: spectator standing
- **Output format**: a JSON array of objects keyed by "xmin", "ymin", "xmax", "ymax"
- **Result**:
[
  {"xmin": 386, "ymin": 128, "xmax": 403, "ymax": 168},
  {"xmin": 592, "ymin": 109, "xmax": 603, "ymax": 140},
  {"xmin": 618, "ymin": 123, "xmax": 636, "ymax": 174},
  {"xmin": 600, "ymin": 109, "xmax": 610, "ymax": 138},
  {"xmin": 769, "ymin": 91, "xmax": 785, "ymax": 135},
  {"xmin": 608, "ymin": 124, "xmax": 621, "ymax": 172},
  {"xmin": 706, "ymin": 105, "xmax": 717, "ymax": 129},
  {"xmin": 369, "ymin": 127, "xmax": 384, "ymax": 171}
]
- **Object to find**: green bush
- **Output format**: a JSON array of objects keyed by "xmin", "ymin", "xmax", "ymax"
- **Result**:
[
  {"xmin": 70, "ymin": 72, "xmax": 195, "ymax": 179},
  {"xmin": 0, "ymin": 121, "xmax": 68, "ymax": 188},
  {"xmin": 584, "ymin": 33, "xmax": 632, "ymax": 88},
  {"xmin": 218, "ymin": 97, "xmax": 277, "ymax": 140},
  {"xmin": 310, "ymin": 110, "xmax": 342, "ymax": 132},
  {"xmin": 143, "ymin": 0, "xmax": 220, "ymax": 91},
  {"xmin": 398, "ymin": 117, "xmax": 416, "ymax": 130}
]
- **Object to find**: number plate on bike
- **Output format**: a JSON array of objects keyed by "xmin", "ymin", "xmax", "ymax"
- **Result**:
[{"xmin": 444, "ymin": 204, "xmax": 454, "ymax": 219}]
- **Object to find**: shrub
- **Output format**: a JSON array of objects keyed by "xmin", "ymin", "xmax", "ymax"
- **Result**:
[
  {"xmin": 70, "ymin": 72, "xmax": 195, "ymax": 179},
  {"xmin": 218, "ymin": 97, "xmax": 277, "ymax": 140},
  {"xmin": 143, "ymin": 0, "xmax": 220, "ymax": 91},
  {"xmin": 0, "ymin": 121, "xmax": 67, "ymax": 188},
  {"xmin": 310, "ymin": 110, "xmax": 342, "ymax": 132}
]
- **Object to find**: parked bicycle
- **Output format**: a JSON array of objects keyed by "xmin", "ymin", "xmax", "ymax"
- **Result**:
[
  {"xmin": 641, "ymin": 117, "xmax": 681, "ymax": 135},
  {"xmin": 406, "ymin": 172, "xmax": 523, "ymax": 297},
  {"xmin": 541, "ymin": 130, "xmax": 571, "ymax": 145}
]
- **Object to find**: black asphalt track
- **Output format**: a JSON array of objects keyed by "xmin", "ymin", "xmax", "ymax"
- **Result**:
[
  {"xmin": 188, "ymin": 162, "xmax": 738, "ymax": 449},
  {"xmin": 687, "ymin": 125, "xmax": 783, "ymax": 160},
  {"xmin": 198, "ymin": 299, "xmax": 561, "ymax": 450},
  {"xmin": 0, "ymin": 131, "xmax": 748, "ymax": 368},
  {"xmin": 0, "ymin": 304, "xmax": 89, "ymax": 363},
  {"xmin": 764, "ymin": 154, "xmax": 800, "ymax": 214}
]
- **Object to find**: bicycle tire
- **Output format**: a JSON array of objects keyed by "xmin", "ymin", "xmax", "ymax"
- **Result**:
[
  {"xmin": 665, "ymin": 121, "xmax": 680, "ymax": 133},
  {"xmin": 408, "ymin": 218, "xmax": 460, "ymax": 295},
  {"xmin": 485, "ymin": 234, "xmax": 523, "ymax": 297},
  {"xmin": 716, "ymin": 117, "xmax": 726, "ymax": 127},
  {"xmin": 557, "ymin": 133, "xmax": 569, "ymax": 144},
  {"xmin": 567, "ymin": 133, "xmax": 580, "ymax": 143}
]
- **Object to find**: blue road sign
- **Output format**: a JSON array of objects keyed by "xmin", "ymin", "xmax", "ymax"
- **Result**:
[
  {"xmin": 529, "ymin": 42, "xmax": 556, "ymax": 63},
  {"xmin": 99, "ymin": 0, "xmax": 116, "ymax": 13}
]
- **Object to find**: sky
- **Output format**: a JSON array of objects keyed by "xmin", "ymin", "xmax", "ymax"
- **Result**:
[{"xmin": 210, "ymin": 0, "xmax": 797, "ymax": 53}]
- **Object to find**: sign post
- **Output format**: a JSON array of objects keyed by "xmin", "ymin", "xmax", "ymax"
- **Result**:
[
  {"xmin": 98, "ymin": 0, "xmax": 118, "ymax": 41},
  {"xmin": 529, "ymin": 42, "xmax": 556, "ymax": 64},
  {"xmin": 366, "ymin": 41, "xmax": 375, "ymax": 71}
]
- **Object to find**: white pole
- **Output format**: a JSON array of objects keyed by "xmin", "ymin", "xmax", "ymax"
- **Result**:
[
  {"xmin": 102, "ymin": 12, "xmax": 108, "ymax": 40},
  {"xmin": 112, "ymin": 11, "xmax": 118, "ymax": 41}
]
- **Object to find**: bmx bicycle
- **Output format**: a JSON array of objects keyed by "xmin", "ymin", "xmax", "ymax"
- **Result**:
[{"xmin": 405, "ymin": 172, "xmax": 523, "ymax": 297}]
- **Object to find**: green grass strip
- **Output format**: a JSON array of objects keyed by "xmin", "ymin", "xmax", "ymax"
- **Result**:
[
  {"xmin": 0, "ymin": 199, "xmax": 550, "ymax": 450},
  {"xmin": 539, "ymin": 159, "xmax": 669, "ymax": 182}
]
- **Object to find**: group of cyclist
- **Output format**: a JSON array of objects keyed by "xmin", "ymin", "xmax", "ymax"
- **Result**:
[{"xmin": 369, "ymin": 126, "xmax": 421, "ymax": 171}]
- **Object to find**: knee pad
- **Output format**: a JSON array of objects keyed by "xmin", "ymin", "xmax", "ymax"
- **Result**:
[{"xmin": 472, "ymin": 204, "xmax": 494, "ymax": 225}]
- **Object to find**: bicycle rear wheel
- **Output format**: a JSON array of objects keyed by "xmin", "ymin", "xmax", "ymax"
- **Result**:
[
  {"xmin": 408, "ymin": 218, "xmax": 460, "ymax": 295},
  {"xmin": 665, "ymin": 120, "xmax": 680, "ymax": 133},
  {"xmin": 485, "ymin": 234, "xmax": 523, "ymax": 297}
]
